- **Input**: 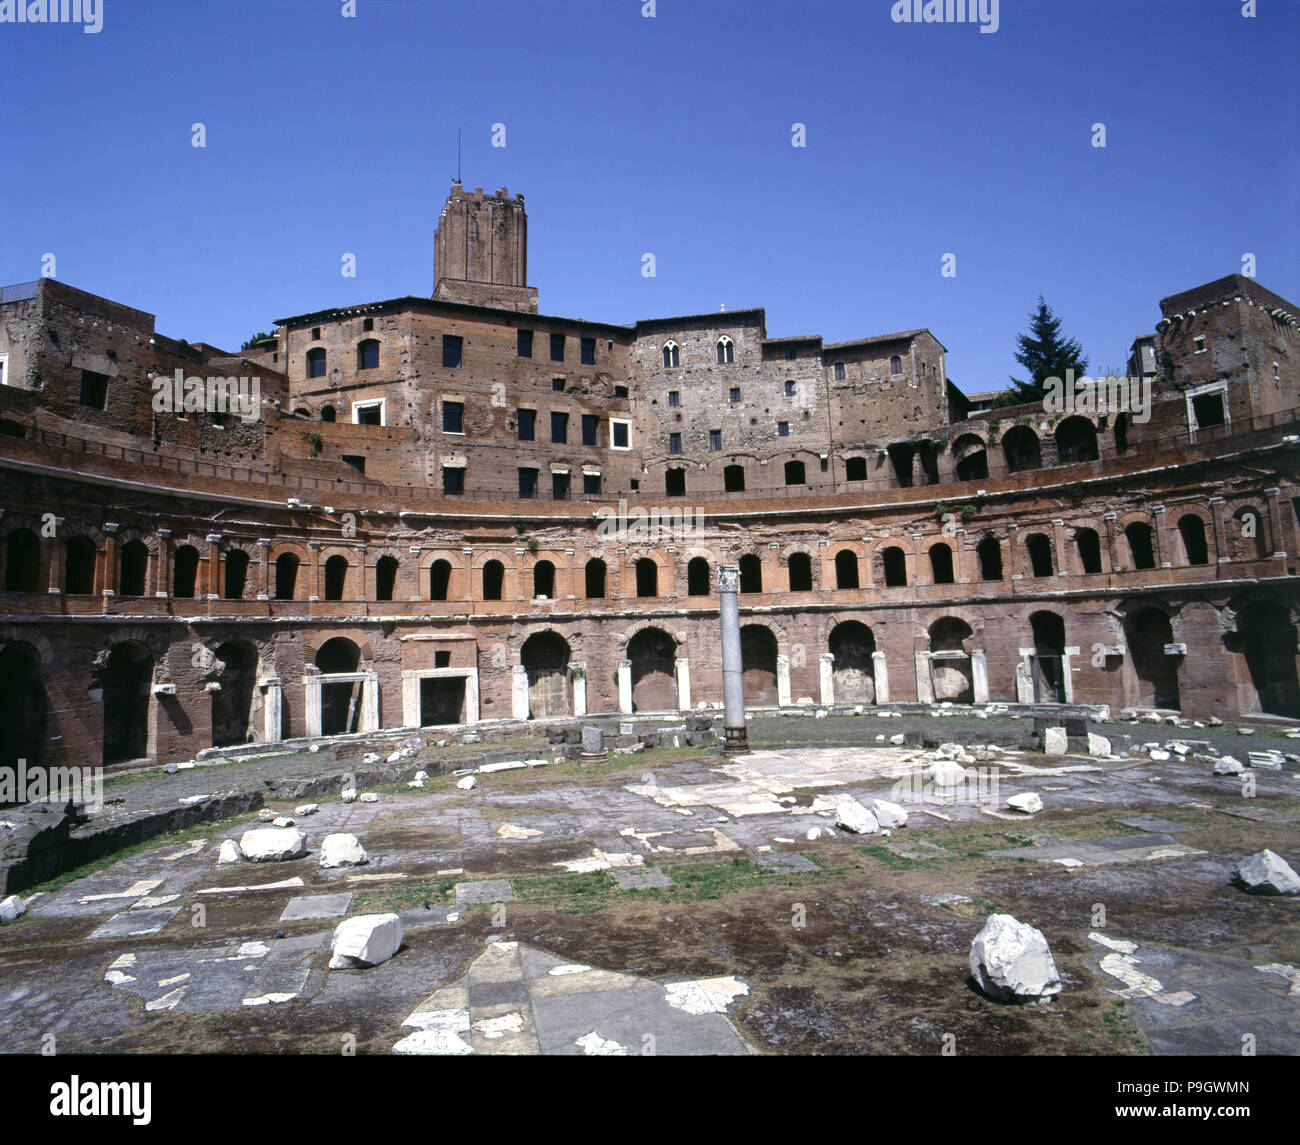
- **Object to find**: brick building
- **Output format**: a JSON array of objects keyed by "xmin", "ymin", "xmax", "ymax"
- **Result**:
[{"xmin": 1, "ymin": 184, "xmax": 1298, "ymax": 774}]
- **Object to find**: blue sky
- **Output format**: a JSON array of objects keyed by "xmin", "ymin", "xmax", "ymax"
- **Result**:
[{"xmin": 0, "ymin": 0, "xmax": 1295, "ymax": 393}]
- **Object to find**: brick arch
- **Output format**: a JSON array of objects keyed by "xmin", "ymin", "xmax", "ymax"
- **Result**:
[
  {"xmin": 306, "ymin": 632, "xmax": 374, "ymax": 665},
  {"xmin": 114, "ymin": 527, "xmax": 159, "ymax": 552},
  {"xmin": 0, "ymin": 627, "xmax": 57, "ymax": 665},
  {"xmin": 267, "ymin": 541, "xmax": 310, "ymax": 563}
]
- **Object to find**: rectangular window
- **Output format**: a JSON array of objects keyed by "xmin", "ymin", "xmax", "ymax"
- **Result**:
[
  {"xmin": 729, "ymin": 387, "xmax": 741, "ymax": 403},
  {"xmin": 442, "ymin": 401, "xmax": 464, "ymax": 433},
  {"xmin": 434, "ymin": 650, "xmax": 451, "ymax": 667},
  {"xmin": 581, "ymin": 414, "xmax": 598, "ymax": 446},
  {"xmin": 353, "ymin": 400, "xmax": 385, "ymax": 425},
  {"xmin": 79, "ymin": 369, "xmax": 109, "ymax": 410},
  {"xmin": 668, "ymin": 390, "xmax": 680, "ymax": 407},
  {"xmin": 777, "ymin": 421, "xmax": 789, "ymax": 437},
  {"xmin": 669, "ymin": 432, "xmax": 682, "ymax": 454},
  {"xmin": 517, "ymin": 408, "xmax": 536, "ymax": 441},
  {"xmin": 551, "ymin": 411, "xmax": 568, "ymax": 444},
  {"xmin": 614, "ymin": 384, "xmax": 628, "ymax": 398},
  {"xmin": 311, "ymin": 326, "xmax": 321, "ymax": 341},
  {"xmin": 517, "ymin": 329, "xmax": 533, "ymax": 358},
  {"xmin": 358, "ymin": 340, "xmax": 379, "ymax": 370},
  {"xmin": 709, "ymin": 429, "xmax": 722, "ymax": 451},
  {"xmin": 362, "ymin": 317, "xmax": 374, "ymax": 332},
  {"xmin": 785, "ymin": 347, "xmax": 797, "ymax": 361},
  {"xmin": 580, "ymin": 337, "xmax": 596, "ymax": 365},
  {"xmin": 442, "ymin": 335, "xmax": 462, "ymax": 368},
  {"xmin": 550, "ymin": 333, "xmax": 565, "ymax": 362},
  {"xmin": 583, "ymin": 473, "xmax": 601, "ymax": 494},
  {"xmin": 518, "ymin": 467, "xmax": 538, "ymax": 498},
  {"xmin": 552, "ymin": 378, "xmax": 564, "ymax": 392},
  {"xmin": 342, "ymin": 455, "xmax": 366, "ymax": 474},
  {"xmin": 786, "ymin": 379, "xmax": 798, "ymax": 394},
  {"xmin": 442, "ymin": 467, "xmax": 464, "ymax": 494},
  {"xmin": 611, "ymin": 419, "xmax": 631, "ymax": 449},
  {"xmin": 833, "ymin": 363, "xmax": 844, "ymax": 380},
  {"xmin": 552, "ymin": 472, "xmax": 570, "ymax": 500}
]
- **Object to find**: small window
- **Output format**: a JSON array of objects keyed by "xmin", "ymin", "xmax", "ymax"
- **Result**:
[
  {"xmin": 709, "ymin": 429, "xmax": 722, "ymax": 451},
  {"xmin": 581, "ymin": 414, "xmax": 598, "ymax": 446},
  {"xmin": 306, "ymin": 348, "xmax": 326, "ymax": 378},
  {"xmin": 583, "ymin": 472, "xmax": 601, "ymax": 494},
  {"xmin": 611, "ymin": 419, "xmax": 631, "ymax": 449},
  {"xmin": 79, "ymin": 369, "xmax": 109, "ymax": 409},
  {"xmin": 662, "ymin": 341, "xmax": 680, "ymax": 368},
  {"xmin": 550, "ymin": 333, "xmax": 565, "ymax": 362},
  {"xmin": 552, "ymin": 378, "xmax": 565, "ymax": 393},
  {"xmin": 833, "ymin": 363, "xmax": 844, "ymax": 381},
  {"xmin": 785, "ymin": 379, "xmax": 797, "ymax": 395},
  {"xmin": 552, "ymin": 472, "xmax": 570, "ymax": 500},
  {"xmin": 1192, "ymin": 391, "xmax": 1225, "ymax": 429},
  {"xmin": 784, "ymin": 346, "xmax": 797, "ymax": 361},
  {"xmin": 1193, "ymin": 336, "xmax": 1207, "ymax": 354},
  {"xmin": 517, "ymin": 329, "xmax": 533, "ymax": 357},
  {"xmin": 665, "ymin": 468, "xmax": 686, "ymax": 496},
  {"xmin": 443, "ymin": 401, "xmax": 464, "ymax": 433},
  {"xmin": 443, "ymin": 335, "xmax": 462, "ymax": 368},
  {"xmin": 729, "ymin": 387, "xmax": 741, "ymax": 404},
  {"xmin": 613, "ymin": 384, "xmax": 629, "ymax": 398},
  {"xmin": 724, "ymin": 464, "xmax": 745, "ymax": 492},
  {"xmin": 784, "ymin": 460, "xmax": 805, "ymax": 485},
  {"xmin": 845, "ymin": 456, "xmax": 867, "ymax": 481},
  {"xmin": 668, "ymin": 390, "xmax": 680, "ymax": 407},
  {"xmin": 551, "ymin": 411, "xmax": 568, "ymax": 444},
  {"xmin": 320, "ymin": 405, "xmax": 336, "ymax": 422},
  {"xmin": 342, "ymin": 455, "xmax": 366, "ymax": 474},
  {"xmin": 442, "ymin": 467, "xmax": 464, "ymax": 494},
  {"xmin": 777, "ymin": 421, "xmax": 789, "ymax": 437},
  {"xmin": 518, "ymin": 468, "xmax": 538, "ymax": 498},
  {"xmin": 580, "ymin": 337, "xmax": 596, "ymax": 365},
  {"xmin": 357, "ymin": 339, "xmax": 379, "ymax": 370},
  {"xmin": 362, "ymin": 317, "xmax": 374, "ymax": 332},
  {"xmin": 717, "ymin": 336, "xmax": 734, "ymax": 364},
  {"xmin": 890, "ymin": 355, "xmax": 902, "ymax": 375},
  {"xmin": 311, "ymin": 326, "xmax": 321, "ymax": 340},
  {"xmin": 355, "ymin": 402, "xmax": 383, "ymax": 426},
  {"xmin": 517, "ymin": 408, "xmax": 536, "ymax": 441},
  {"xmin": 669, "ymin": 432, "xmax": 682, "ymax": 454},
  {"xmin": 435, "ymin": 650, "xmax": 451, "ymax": 668}
]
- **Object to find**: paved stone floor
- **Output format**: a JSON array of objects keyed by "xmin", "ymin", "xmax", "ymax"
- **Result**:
[{"xmin": 1, "ymin": 718, "xmax": 1298, "ymax": 1055}]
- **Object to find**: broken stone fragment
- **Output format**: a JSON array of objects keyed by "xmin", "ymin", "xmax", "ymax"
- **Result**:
[
  {"xmin": 363, "ymin": 753, "xmax": 381, "ymax": 764},
  {"xmin": 1007, "ymin": 792, "xmax": 1043, "ymax": 815},
  {"xmin": 1213, "ymin": 756, "xmax": 1244, "ymax": 776},
  {"xmin": 1043, "ymin": 727, "xmax": 1068, "ymax": 756},
  {"xmin": 256, "ymin": 809, "xmax": 278, "ymax": 822},
  {"xmin": 295, "ymin": 804, "xmax": 319, "ymax": 817},
  {"xmin": 1087, "ymin": 733, "xmax": 1111, "ymax": 756},
  {"xmin": 386, "ymin": 751, "xmax": 402, "ymax": 764},
  {"xmin": 217, "ymin": 839, "xmax": 242, "ymax": 864},
  {"xmin": 871, "ymin": 798, "xmax": 908, "ymax": 828},
  {"xmin": 456, "ymin": 775, "xmax": 477, "ymax": 790},
  {"xmin": 1232, "ymin": 849, "xmax": 1300, "ymax": 896},
  {"xmin": 272, "ymin": 817, "xmax": 295, "ymax": 828},
  {"xmin": 0, "ymin": 894, "xmax": 26, "ymax": 923},
  {"xmin": 329, "ymin": 913, "xmax": 404, "ymax": 969},
  {"xmin": 969, "ymin": 913, "xmax": 1062, "ymax": 1003},
  {"xmin": 340, "ymin": 786, "xmax": 358, "ymax": 804},
  {"xmin": 239, "ymin": 827, "xmax": 307, "ymax": 863},
  {"xmin": 931, "ymin": 760, "xmax": 967, "ymax": 787},
  {"xmin": 834, "ymin": 800, "xmax": 879, "ymax": 835},
  {"xmin": 1148, "ymin": 749, "xmax": 1171, "ymax": 762},
  {"xmin": 319, "ymin": 833, "xmax": 369, "ymax": 868},
  {"xmin": 413, "ymin": 771, "xmax": 428, "ymax": 782},
  {"xmin": 359, "ymin": 792, "xmax": 380, "ymax": 804}
]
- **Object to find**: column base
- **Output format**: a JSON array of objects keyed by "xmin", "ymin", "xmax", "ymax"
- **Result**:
[{"xmin": 722, "ymin": 726, "xmax": 749, "ymax": 753}]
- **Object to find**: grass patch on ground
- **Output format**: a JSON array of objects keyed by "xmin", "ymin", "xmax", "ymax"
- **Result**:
[
  {"xmin": 510, "ymin": 870, "xmax": 619, "ymax": 914},
  {"xmin": 349, "ymin": 878, "xmax": 458, "ymax": 914}
]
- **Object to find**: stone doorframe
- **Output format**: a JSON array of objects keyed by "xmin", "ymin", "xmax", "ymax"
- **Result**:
[
  {"xmin": 303, "ymin": 671, "xmax": 379, "ymax": 737},
  {"xmin": 401, "ymin": 667, "xmax": 481, "ymax": 727}
]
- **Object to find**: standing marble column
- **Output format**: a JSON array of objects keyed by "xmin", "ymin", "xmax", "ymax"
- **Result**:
[{"xmin": 719, "ymin": 564, "xmax": 747, "ymax": 751}]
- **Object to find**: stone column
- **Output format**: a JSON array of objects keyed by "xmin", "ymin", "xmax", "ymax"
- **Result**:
[
  {"xmin": 616, "ymin": 658, "xmax": 633, "ymax": 714},
  {"xmin": 511, "ymin": 664, "xmax": 530, "ymax": 720},
  {"xmin": 155, "ymin": 528, "xmax": 172, "ymax": 597},
  {"xmin": 304, "ymin": 675, "xmax": 322, "ymax": 738},
  {"xmin": 1208, "ymin": 496, "xmax": 1229, "ymax": 564},
  {"xmin": 360, "ymin": 673, "xmax": 379, "ymax": 731},
  {"xmin": 1061, "ymin": 647, "xmax": 1078, "ymax": 703},
  {"xmin": 776, "ymin": 654, "xmax": 791, "ymax": 708},
  {"xmin": 971, "ymin": 648, "xmax": 989, "ymax": 703},
  {"xmin": 872, "ymin": 651, "xmax": 890, "ymax": 704},
  {"xmin": 674, "ymin": 657, "xmax": 691, "ymax": 712},
  {"xmin": 1152, "ymin": 505, "xmax": 1171, "ymax": 568},
  {"xmin": 205, "ymin": 533, "xmax": 222, "ymax": 599},
  {"xmin": 257, "ymin": 539, "xmax": 271, "ymax": 601},
  {"xmin": 1015, "ymin": 649, "xmax": 1035, "ymax": 703},
  {"xmin": 401, "ymin": 671, "xmax": 420, "ymax": 727},
  {"xmin": 1005, "ymin": 523, "xmax": 1018, "ymax": 584},
  {"xmin": 1266, "ymin": 487, "xmax": 1287, "ymax": 558},
  {"xmin": 915, "ymin": 650, "xmax": 934, "ymax": 703},
  {"xmin": 308, "ymin": 541, "xmax": 321, "ymax": 602},
  {"xmin": 355, "ymin": 545, "xmax": 367, "ymax": 602},
  {"xmin": 718, "ymin": 564, "xmax": 747, "ymax": 751},
  {"xmin": 46, "ymin": 517, "xmax": 65, "ymax": 595},
  {"xmin": 102, "ymin": 522, "xmax": 118, "ymax": 596},
  {"xmin": 464, "ymin": 670, "xmax": 481, "ymax": 724},
  {"xmin": 1103, "ymin": 512, "xmax": 1122, "ymax": 572},
  {"xmin": 572, "ymin": 664, "xmax": 588, "ymax": 717},
  {"xmin": 819, "ymin": 652, "xmax": 835, "ymax": 706},
  {"xmin": 1052, "ymin": 519, "xmax": 1070, "ymax": 579},
  {"xmin": 261, "ymin": 678, "xmax": 282, "ymax": 743}
]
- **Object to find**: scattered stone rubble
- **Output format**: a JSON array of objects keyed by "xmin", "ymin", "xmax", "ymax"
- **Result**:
[
  {"xmin": 329, "ymin": 914, "xmax": 404, "ymax": 969},
  {"xmin": 239, "ymin": 827, "xmax": 307, "ymax": 863},
  {"xmin": 1233, "ymin": 849, "xmax": 1300, "ymax": 896},
  {"xmin": 970, "ymin": 914, "xmax": 1062, "ymax": 1003}
]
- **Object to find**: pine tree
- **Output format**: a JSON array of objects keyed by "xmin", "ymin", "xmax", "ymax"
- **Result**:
[{"xmin": 992, "ymin": 296, "xmax": 1089, "ymax": 408}]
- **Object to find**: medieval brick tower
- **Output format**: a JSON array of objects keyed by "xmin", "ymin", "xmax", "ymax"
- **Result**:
[{"xmin": 432, "ymin": 182, "xmax": 539, "ymax": 313}]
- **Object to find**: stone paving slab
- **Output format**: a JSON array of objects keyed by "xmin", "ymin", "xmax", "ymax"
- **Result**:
[
  {"xmin": 1115, "ymin": 816, "xmax": 1195, "ymax": 833},
  {"xmin": 88, "ymin": 908, "xmax": 181, "ymax": 940},
  {"xmin": 611, "ymin": 867, "xmax": 675, "ymax": 889},
  {"xmin": 280, "ymin": 893, "xmax": 353, "ymax": 922},
  {"xmin": 454, "ymin": 879, "xmax": 515, "ymax": 905},
  {"xmin": 986, "ymin": 833, "xmax": 1207, "ymax": 866},
  {"xmin": 752, "ymin": 852, "xmax": 820, "ymax": 873}
]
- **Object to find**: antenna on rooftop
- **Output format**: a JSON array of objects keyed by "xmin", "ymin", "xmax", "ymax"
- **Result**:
[{"xmin": 457, "ymin": 128, "xmax": 462, "ymax": 183}]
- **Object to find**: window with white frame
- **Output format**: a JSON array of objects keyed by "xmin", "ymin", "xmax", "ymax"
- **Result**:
[
  {"xmin": 716, "ymin": 336, "xmax": 734, "ymax": 364},
  {"xmin": 0, "ymin": 353, "xmax": 8, "ymax": 387},
  {"xmin": 610, "ymin": 418, "xmax": 632, "ymax": 450},
  {"xmin": 353, "ymin": 399, "xmax": 386, "ymax": 426}
]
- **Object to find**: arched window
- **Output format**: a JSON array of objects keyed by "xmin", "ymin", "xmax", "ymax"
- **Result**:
[
  {"xmin": 293, "ymin": 407, "xmax": 309, "ymax": 417},
  {"xmin": 274, "ymin": 553, "xmax": 299, "ymax": 600},
  {"xmin": 482, "ymin": 560, "xmax": 504, "ymax": 601},
  {"xmin": 977, "ymin": 536, "xmax": 1003, "ymax": 581},
  {"xmin": 1026, "ymin": 533, "xmax": 1054, "ymax": 577},
  {"xmin": 952, "ymin": 434, "xmax": 988, "ymax": 481},
  {"xmin": 324, "ymin": 555, "xmax": 348, "ymax": 600},
  {"xmin": 585, "ymin": 559, "xmax": 606, "ymax": 599},
  {"xmin": 429, "ymin": 559, "xmax": 451, "ymax": 601},
  {"xmin": 929, "ymin": 543, "xmax": 954, "ymax": 584},
  {"xmin": 1125, "ymin": 522, "xmax": 1156, "ymax": 570},
  {"xmin": 687, "ymin": 557, "xmax": 710, "ymax": 596},
  {"xmin": 1055, "ymin": 416, "xmax": 1099, "ymax": 463},
  {"xmin": 320, "ymin": 405, "xmax": 336, "ymax": 422},
  {"xmin": 1003, "ymin": 426, "xmax": 1042, "ymax": 472},
  {"xmin": 716, "ymin": 336, "xmax": 734, "ymax": 364},
  {"xmin": 835, "ymin": 549, "xmax": 860, "ymax": 589},
  {"xmin": 1074, "ymin": 528, "xmax": 1102, "ymax": 574},
  {"xmin": 172, "ymin": 545, "xmax": 199, "ymax": 598},
  {"xmin": 784, "ymin": 460, "xmax": 806, "ymax": 486},
  {"xmin": 881, "ymin": 546, "xmax": 907, "ymax": 587},
  {"xmin": 724, "ymin": 465, "xmax": 745, "ymax": 492},
  {"xmin": 662, "ymin": 341, "xmax": 680, "ymax": 368},
  {"xmin": 787, "ymin": 552, "xmax": 813, "ymax": 592},
  {"xmin": 375, "ymin": 555, "xmax": 398, "ymax": 601},
  {"xmin": 357, "ymin": 339, "xmax": 379, "ymax": 370},
  {"xmin": 889, "ymin": 355, "xmax": 902, "ymax": 375},
  {"xmin": 223, "ymin": 550, "xmax": 249, "ymax": 599},
  {"xmin": 844, "ymin": 456, "xmax": 867, "ymax": 482},
  {"xmin": 4, "ymin": 529, "xmax": 39, "ymax": 592},
  {"xmin": 65, "ymin": 536, "xmax": 96, "ymax": 595},
  {"xmin": 1177, "ymin": 514, "xmax": 1209, "ymax": 566},
  {"xmin": 636, "ymin": 558, "xmax": 658, "ymax": 598},
  {"xmin": 119, "ymin": 540, "xmax": 148, "ymax": 596},
  {"xmin": 533, "ymin": 560, "xmax": 555, "ymax": 599},
  {"xmin": 739, "ymin": 554, "xmax": 763, "ymax": 594},
  {"xmin": 306, "ymin": 347, "xmax": 326, "ymax": 379}
]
